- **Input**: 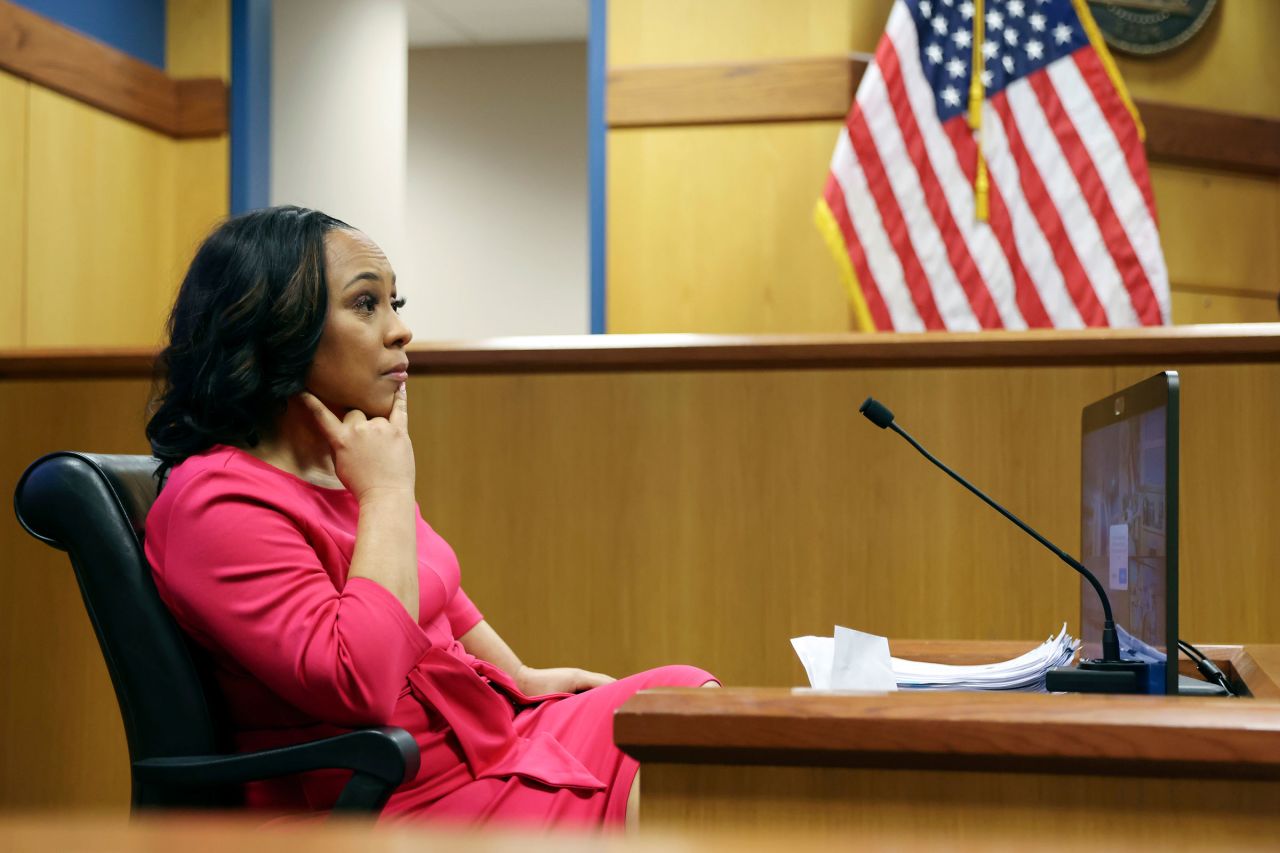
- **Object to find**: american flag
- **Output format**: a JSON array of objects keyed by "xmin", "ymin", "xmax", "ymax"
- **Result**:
[{"xmin": 816, "ymin": 0, "xmax": 1170, "ymax": 331}]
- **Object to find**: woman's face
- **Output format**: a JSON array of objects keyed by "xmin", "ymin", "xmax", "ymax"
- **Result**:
[{"xmin": 305, "ymin": 228, "xmax": 413, "ymax": 418}]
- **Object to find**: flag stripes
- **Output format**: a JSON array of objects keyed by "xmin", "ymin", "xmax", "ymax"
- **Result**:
[{"xmin": 817, "ymin": 0, "xmax": 1170, "ymax": 331}]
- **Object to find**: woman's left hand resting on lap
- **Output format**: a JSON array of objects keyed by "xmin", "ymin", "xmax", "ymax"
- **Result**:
[
  {"xmin": 458, "ymin": 620, "xmax": 616, "ymax": 695},
  {"xmin": 515, "ymin": 666, "xmax": 615, "ymax": 696}
]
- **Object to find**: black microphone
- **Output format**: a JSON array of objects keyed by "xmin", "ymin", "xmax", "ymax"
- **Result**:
[{"xmin": 859, "ymin": 396, "xmax": 1149, "ymax": 693}]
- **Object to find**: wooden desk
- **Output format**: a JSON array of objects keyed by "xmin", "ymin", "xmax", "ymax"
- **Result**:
[{"xmin": 617, "ymin": 642, "xmax": 1280, "ymax": 847}]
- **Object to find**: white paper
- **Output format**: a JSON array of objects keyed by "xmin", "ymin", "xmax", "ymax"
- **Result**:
[
  {"xmin": 789, "ymin": 635, "xmax": 834, "ymax": 690},
  {"xmin": 1109, "ymin": 523, "xmax": 1129, "ymax": 590},
  {"xmin": 831, "ymin": 626, "xmax": 898, "ymax": 691},
  {"xmin": 790, "ymin": 624, "xmax": 1079, "ymax": 693}
]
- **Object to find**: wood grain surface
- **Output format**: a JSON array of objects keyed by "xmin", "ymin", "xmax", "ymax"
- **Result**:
[
  {"xmin": 0, "ymin": 0, "xmax": 226, "ymax": 138},
  {"xmin": 615, "ymin": 651, "xmax": 1280, "ymax": 778},
  {"xmin": 2, "ymin": 346, "xmax": 1278, "ymax": 809},
  {"xmin": 1, "ymin": 325, "xmax": 1278, "ymax": 378},
  {"xmin": 639, "ymin": 763, "xmax": 1280, "ymax": 846},
  {"xmin": 607, "ymin": 56, "xmax": 1280, "ymax": 177}
]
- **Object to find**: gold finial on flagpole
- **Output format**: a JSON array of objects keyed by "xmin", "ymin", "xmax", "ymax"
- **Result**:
[{"xmin": 968, "ymin": 0, "xmax": 989, "ymax": 222}]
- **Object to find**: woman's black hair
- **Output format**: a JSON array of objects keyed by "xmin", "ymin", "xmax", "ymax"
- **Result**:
[{"xmin": 147, "ymin": 205, "xmax": 350, "ymax": 481}]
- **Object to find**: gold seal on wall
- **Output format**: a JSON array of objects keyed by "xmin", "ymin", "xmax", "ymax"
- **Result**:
[{"xmin": 1086, "ymin": 0, "xmax": 1219, "ymax": 56}]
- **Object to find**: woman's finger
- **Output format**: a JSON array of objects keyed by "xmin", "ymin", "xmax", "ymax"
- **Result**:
[
  {"xmin": 389, "ymin": 382, "xmax": 408, "ymax": 429},
  {"xmin": 298, "ymin": 391, "xmax": 344, "ymax": 439}
]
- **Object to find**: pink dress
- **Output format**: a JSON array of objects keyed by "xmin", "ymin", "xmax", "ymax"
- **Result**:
[{"xmin": 144, "ymin": 445, "xmax": 715, "ymax": 827}]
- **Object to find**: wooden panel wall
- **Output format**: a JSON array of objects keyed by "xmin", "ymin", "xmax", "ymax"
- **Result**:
[
  {"xmin": 167, "ymin": 0, "xmax": 231, "ymax": 286},
  {"xmin": 607, "ymin": 1, "xmax": 1280, "ymax": 332},
  {"xmin": 1121, "ymin": 0, "xmax": 1280, "ymax": 324},
  {"xmin": 2, "ymin": 358, "xmax": 1277, "ymax": 808},
  {"xmin": 0, "ymin": 0, "xmax": 228, "ymax": 350},
  {"xmin": 25, "ymin": 87, "xmax": 178, "ymax": 348},
  {"xmin": 0, "ymin": 71, "xmax": 23, "ymax": 349}
]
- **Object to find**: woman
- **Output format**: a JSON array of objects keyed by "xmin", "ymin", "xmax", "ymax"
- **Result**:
[{"xmin": 145, "ymin": 206, "xmax": 717, "ymax": 828}]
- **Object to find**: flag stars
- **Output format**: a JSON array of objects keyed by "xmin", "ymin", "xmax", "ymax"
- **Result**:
[
  {"xmin": 1025, "ymin": 39, "xmax": 1044, "ymax": 60},
  {"xmin": 1008, "ymin": 0, "xmax": 1025, "ymax": 16},
  {"xmin": 919, "ymin": 0, "xmax": 932, "ymax": 17},
  {"xmin": 953, "ymin": 28, "xmax": 972, "ymax": 48},
  {"xmin": 946, "ymin": 57, "xmax": 967, "ymax": 78},
  {"xmin": 1030, "ymin": 13, "xmax": 1046, "ymax": 31},
  {"xmin": 1002, "ymin": 54, "xmax": 1015, "ymax": 73},
  {"xmin": 959, "ymin": 1, "xmax": 974, "ymax": 19},
  {"xmin": 1004, "ymin": 27, "xmax": 1019, "ymax": 46},
  {"xmin": 986, "ymin": 10, "xmax": 1004, "ymax": 30},
  {"xmin": 982, "ymin": 39, "xmax": 1000, "ymax": 60},
  {"xmin": 981, "ymin": 69, "xmax": 994, "ymax": 87},
  {"xmin": 926, "ymin": 43, "xmax": 944, "ymax": 64},
  {"xmin": 932, "ymin": 15, "xmax": 948, "ymax": 35},
  {"xmin": 941, "ymin": 86, "xmax": 961, "ymax": 107},
  {"xmin": 1053, "ymin": 23, "xmax": 1073, "ymax": 44}
]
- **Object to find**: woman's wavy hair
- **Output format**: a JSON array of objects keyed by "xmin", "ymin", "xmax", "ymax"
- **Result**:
[{"xmin": 147, "ymin": 205, "xmax": 350, "ymax": 481}]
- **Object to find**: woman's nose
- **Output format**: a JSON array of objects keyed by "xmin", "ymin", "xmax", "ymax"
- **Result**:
[{"xmin": 388, "ymin": 311, "xmax": 413, "ymax": 348}]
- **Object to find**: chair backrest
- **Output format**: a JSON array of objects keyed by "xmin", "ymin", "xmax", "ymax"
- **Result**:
[{"xmin": 14, "ymin": 452, "xmax": 235, "ymax": 808}]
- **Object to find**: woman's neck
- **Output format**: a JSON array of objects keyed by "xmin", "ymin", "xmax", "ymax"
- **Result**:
[{"xmin": 242, "ymin": 397, "xmax": 342, "ymax": 489}]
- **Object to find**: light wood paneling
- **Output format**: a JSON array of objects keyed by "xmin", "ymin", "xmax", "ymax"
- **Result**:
[
  {"xmin": 1152, "ymin": 164, "xmax": 1279, "ymax": 300},
  {"xmin": 641, "ymin": 764, "xmax": 1280, "ymax": 846},
  {"xmin": 0, "ymin": 70, "xmax": 24, "ymax": 348},
  {"xmin": 608, "ymin": 57, "xmax": 857, "ymax": 128},
  {"xmin": 1172, "ymin": 288, "xmax": 1279, "ymax": 325},
  {"xmin": 25, "ymin": 85, "xmax": 177, "ymax": 348},
  {"xmin": 608, "ymin": 122, "xmax": 849, "ymax": 333},
  {"xmin": 168, "ymin": 0, "xmax": 230, "ymax": 292},
  {"xmin": 605, "ymin": 57, "xmax": 1280, "ymax": 176},
  {"xmin": 167, "ymin": 0, "xmax": 230, "ymax": 80},
  {"xmin": 1112, "ymin": 0, "xmax": 1280, "ymax": 119},
  {"xmin": 4, "ymin": 353, "xmax": 1277, "ymax": 808},
  {"xmin": 0, "ymin": 378, "xmax": 152, "ymax": 810},
  {"xmin": 608, "ymin": 0, "xmax": 890, "ymax": 66},
  {"xmin": 0, "ymin": 0, "xmax": 227, "ymax": 138},
  {"xmin": 412, "ymin": 364, "xmax": 1280, "ymax": 691}
]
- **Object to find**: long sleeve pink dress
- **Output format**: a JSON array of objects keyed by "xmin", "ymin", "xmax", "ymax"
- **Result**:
[{"xmin": 144, "ymin": 445, "xmax": 715, "ymax": 827}]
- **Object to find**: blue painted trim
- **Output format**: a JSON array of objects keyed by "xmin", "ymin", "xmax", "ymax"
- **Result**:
[
  {"xmin": 11, "ymin": 0, "xmax": 166, "ymax": 68},
  {"xmin": 230, "ymin": 0, "xmax": 271, "ymax": 215},
  {"xmin": 587, "ymin": 0, "xmax": 607, "ymax": 334}
]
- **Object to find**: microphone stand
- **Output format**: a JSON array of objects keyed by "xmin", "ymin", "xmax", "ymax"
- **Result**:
[{"xmin": 859, "ymin": 397, "xmax": 1149, "ymax": 694}]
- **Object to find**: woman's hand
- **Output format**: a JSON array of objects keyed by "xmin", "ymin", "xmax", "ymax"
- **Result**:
[
  {"xmin": 300, "ymin": 384, "xmax": 415, "ymax": 504},
  {"xmin": 515, "ymin": 665, "xmax": 615, "ymax": 696},
  {"xmin": 300, "ymin": 383, "xmax": 419, "ymax": 620}
]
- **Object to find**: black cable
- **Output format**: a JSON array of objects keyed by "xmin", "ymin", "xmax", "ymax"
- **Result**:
[{"xmin": 1178, "ymin": 639, "xmax": 1236, "ymax": 697}]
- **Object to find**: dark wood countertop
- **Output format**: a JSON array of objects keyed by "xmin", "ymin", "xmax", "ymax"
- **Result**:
[
  {"xmin": 615, "ymin": 642, "xmax": 1280, "ymax": 780},
  {"xmin": 3, "ymin": 324, "xmax": 1280, "ymax": 379}
]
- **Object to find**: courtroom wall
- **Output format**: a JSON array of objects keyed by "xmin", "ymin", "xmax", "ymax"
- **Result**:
[
  {"xmin": 406, "ymin": 42, "xmax": 590, "ymax": 339},
  {"xmin": 3, "ymin": 356, "xmax": 1277, "ymax": 809},
  {"xmin": 0, "ymin": 0, "xmax": 230, "ymax": 350},
  {"xmin": 606, "ymin": 0, "xmax": 1279, "ymax": 333}
]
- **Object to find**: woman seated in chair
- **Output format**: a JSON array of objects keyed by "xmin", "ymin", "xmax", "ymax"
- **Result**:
[{"xmin": 144, "ymin": 205, "xmax": 718, "ymax": 828}]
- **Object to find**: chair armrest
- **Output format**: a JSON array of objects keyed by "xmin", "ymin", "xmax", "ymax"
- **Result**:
[{"xmin": 133, "ymin": 726, "xmax": 420, "ymax": 813}]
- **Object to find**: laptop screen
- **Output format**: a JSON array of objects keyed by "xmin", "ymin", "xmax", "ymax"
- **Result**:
[{"xmin": 1079, "ymin": 372, "xmax": 1179, "ymax": 695}]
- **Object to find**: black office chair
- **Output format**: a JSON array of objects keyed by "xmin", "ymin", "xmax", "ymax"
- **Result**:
[{"xmin": 14, "ymin": 452, "xmax": 419, "ymax": 815}]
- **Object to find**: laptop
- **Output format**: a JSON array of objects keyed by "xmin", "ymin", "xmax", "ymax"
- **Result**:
[{"xmin": 1078, "ymin": 372, "xmax": 1183, "ymax": 695}]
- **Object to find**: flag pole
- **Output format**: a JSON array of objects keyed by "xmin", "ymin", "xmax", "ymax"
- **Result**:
[{"xmin": 967, "ymin": 0, "xmax": 990, "ymax": 222}]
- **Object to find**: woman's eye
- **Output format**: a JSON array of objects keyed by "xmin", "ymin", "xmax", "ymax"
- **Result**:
[
  {"xmin": 391, "ymin": 297, "xmax": 406, "ymax": 313},
  {"xmin": 354, "ymin": 294, "xmax": 377, "ymax": 313}
]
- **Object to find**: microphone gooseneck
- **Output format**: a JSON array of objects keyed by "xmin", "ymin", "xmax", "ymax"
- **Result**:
[{"xmin": 860, "ymin": 396, "xmax": 1122, "ymax": 664}]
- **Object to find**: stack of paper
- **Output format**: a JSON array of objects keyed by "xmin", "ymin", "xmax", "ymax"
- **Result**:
[{"xmin": 791, "ymin": 624, "xmax": 1079, "ymax": 693}]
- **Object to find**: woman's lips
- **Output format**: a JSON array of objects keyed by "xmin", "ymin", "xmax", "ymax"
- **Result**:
[{"xmin": 383, "ymin": 370, "xmax": 409, "ymax": 381}]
